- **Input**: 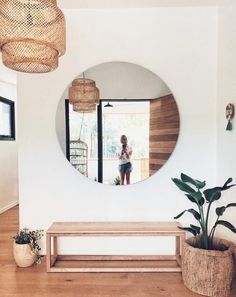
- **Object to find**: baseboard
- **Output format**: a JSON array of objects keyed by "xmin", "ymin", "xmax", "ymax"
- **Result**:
[{"xmin": 0, "ymin": 200, "xmax": 19, "ymax": 215}]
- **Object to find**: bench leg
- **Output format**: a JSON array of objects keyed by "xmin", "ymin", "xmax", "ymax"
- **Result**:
[
  {"xmin": 51, "ymin": 236, "xmax": 58, "ymax": 266},
  {"xmin": 175, "ymin": 236, "xmax": 181, "ymax": 268},
  {"xmin": 46, "ymin": 234, "xmax": 51, "ymax": 272},
  {"xmin": 176, "ymin": 234, "xmax": 186, "ymax": 270}
]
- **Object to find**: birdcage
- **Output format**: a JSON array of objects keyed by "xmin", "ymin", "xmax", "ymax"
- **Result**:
[{"xmin": 69, "ymin": 139, "xmax": 88, "ymax": 177}]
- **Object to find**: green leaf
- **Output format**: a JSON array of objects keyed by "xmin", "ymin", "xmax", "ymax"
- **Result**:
[
  {"xmin": 223, "ymin": 178, "xmax": 233, "ymax": 190},
  {"xmin": 181, "ymin": 173, "xmax": 206, "ymax": 189},
  {"xmin": 186, "ymin": 194, "xmax": 196, "ymax": 203},
  {"xmin": 216, "ymin": 206, "xmax": 226, "ymax": 216},
  {"xmin": 178, "ymin": 226, "xmax": 198, "ymax": 236},
  {"xmin": 223, "ymin": 184, "xmax": 235, "ymax": 191},
  {"xmin": 174, "ymin": 210, "xmax": 186, "ymax": 220},
  {"xmin": 226, "ymin": 203, "xmax": 236, "ymax": 208},
  {"xmin": 215, "ymin": 220, "xmax": 236, "ymax": 233},
  {"xmin": 191, "ymin": 191, "xmax": 204, "ymax": 203},
  {"xmin": 172, "ymin": 178, "xmax": 204, "ymax": 206},
  {"xmin": 190, "ymin": 224, "xmax": 201, "ymax": 234},
  {"xmin": 174, "ymin": 209, "xmax": 201, "ymax": 221},
  {"xmin": 172, "ymin": 178, "xmax": 196, "ymax": 194},
  {"xmin": 204, "ymin": 178, "xmax": 235, "ymax": 203},
  {"xmin": 199, "ymin": 197, "xmax": 205, "ymax": 206},
  {"xmin": 204, "ymin": 188, "xmax": 221, "ymax": 203},
  {"xmin": 216, "ymin": 203, "xmax": 236, "ymax": 217},
  {"xmin": 215, "ymin": 179, "xmax": 234, "ymax": 192},
  {"xmin": 186, "ymin": 194, "xmax": 205, "ymax": 206},
  {"xmin": 188, "ymin": 209, "xmax": 201, "ymax": 220}
]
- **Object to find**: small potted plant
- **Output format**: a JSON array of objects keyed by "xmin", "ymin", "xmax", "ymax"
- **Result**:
[
  {"xmin": 13, "ymin": 228, "xmax": 44, "ymax": 267},
  {"xmin": 172, "ymin": 173, "xmax": 236, "ymax": 297},
  {"xmin": 113, "ymin": 176, "xmax": 121, "ymax": 185}
]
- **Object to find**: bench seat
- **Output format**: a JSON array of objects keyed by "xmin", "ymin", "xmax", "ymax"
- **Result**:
[{"xmin": 46, "ymin": 221, "xmax": 186, "ymax": 273}]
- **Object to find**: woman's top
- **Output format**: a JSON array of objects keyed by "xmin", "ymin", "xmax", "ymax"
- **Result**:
[{"xmin": 118, "ymin": 145, "xmax": 132, "ymax": 165}]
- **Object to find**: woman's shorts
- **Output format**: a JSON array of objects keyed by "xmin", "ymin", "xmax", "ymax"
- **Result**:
[{"xmin": 119, "ymin": 162, "xmax": 132, "ymax": 174}]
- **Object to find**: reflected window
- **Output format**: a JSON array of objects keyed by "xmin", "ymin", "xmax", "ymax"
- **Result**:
[
  {"xmin": 102, "ymin": 101, "xmax": 149, "ymax": 185},
  {"xmin": 66, "ymin": 100, "xmax": 150, "ymax": 184},
  {"xmin": 0, "ymin": 97, "xmax": 15, "ymax": 141}
]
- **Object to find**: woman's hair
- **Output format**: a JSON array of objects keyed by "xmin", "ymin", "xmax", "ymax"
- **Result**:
[
  {"xmin": 121, "ymin": 135, "xmax": 127, "ymax": 150},
  {"xmin": 121, "ymin": 135, "xmax": 127, "ymax": 142}
]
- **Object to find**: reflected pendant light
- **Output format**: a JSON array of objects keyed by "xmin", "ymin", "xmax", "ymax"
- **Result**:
[
  {"xmin": 104, "ymin": 101, "xmax": 113, "ymax": 108},
  {"xmin": 73, "ymin": 103, "xmax": 97, "ymax": 113},
  {"xmin": 69, "ymin": 76, "xmax": 100, "ymax": 113},
  {"xmin": 0, "ymin": 0, "xmax": 66, "ymax": 73}
]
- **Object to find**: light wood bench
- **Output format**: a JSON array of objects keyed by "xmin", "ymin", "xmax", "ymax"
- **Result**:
[{"xmin": 46, "ymin": 222, "xmax": 185, "ymax": 273}]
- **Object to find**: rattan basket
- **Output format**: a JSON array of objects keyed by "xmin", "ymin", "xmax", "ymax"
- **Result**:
[{"xmin": 182, "ymin": 237, "xmax": 235, "ymax": 297}]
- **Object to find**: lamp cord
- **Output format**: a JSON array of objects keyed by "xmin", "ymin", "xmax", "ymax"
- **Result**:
[
  {"xmin": 78, "ymin": 112, "xmax": 85, "ymax": 141},
  {"xmin": 82, "ymin": 72, "xmax": 86, "ymax": 94}
]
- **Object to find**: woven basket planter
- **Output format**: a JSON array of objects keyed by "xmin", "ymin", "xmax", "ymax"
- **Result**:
[{"xmin": 182, "ymin": 237, "xmax": 235, "ymax": 297}]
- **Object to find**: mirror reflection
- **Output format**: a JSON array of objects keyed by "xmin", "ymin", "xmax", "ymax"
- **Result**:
[{"xmin": 56, "ymin": 62, "xmax": 180, "ymax": 185}]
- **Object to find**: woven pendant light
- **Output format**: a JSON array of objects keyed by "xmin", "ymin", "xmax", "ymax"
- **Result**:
[
  {"xmin": 69, "ymin": 78, "xmax": 100, "ymax": 113},
  {"xmin": 69, "ymin": 87, "xmax": 100, "ymax": 104},
  {"xmin": 73, "ymin": 102, "xmax": 97, "ymax": 113},
  {"xmin": 72, "ymin": 78, "xmax": 96, "ymax": 88},
  {"xmin": 0, "ymin": 0, "xmax": 66, "ymax": 73}
]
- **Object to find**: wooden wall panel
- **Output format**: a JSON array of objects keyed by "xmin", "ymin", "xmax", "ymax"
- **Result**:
[{"xmin": 149, "ymin": 94, "xmax": 180, "ymax": 176}]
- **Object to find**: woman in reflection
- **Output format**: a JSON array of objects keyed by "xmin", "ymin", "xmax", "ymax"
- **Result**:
[{"xmin": 118, "ymin": 135, "xmax": 132, "ymax": 185}]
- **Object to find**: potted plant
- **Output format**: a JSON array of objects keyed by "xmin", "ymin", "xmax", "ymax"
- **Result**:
[
  {"xmin": 172, "ymin": 173, "xmax": 236, "ymax": 297},
  {"xmin": 113, "ymin": 176, "xmax": 121, "ymax": 185},
  {"xmin": 13, "ymin": 228, "xmax": 44, "ymax": 267}
]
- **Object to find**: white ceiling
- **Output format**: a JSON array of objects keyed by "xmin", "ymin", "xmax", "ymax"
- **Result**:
[{"xmin": 57, "ymin": 0, "xmax": 220, "ymax": 9}]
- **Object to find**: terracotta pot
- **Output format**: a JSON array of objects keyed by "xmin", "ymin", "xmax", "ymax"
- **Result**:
[
  {"xmin": 13, "ymin": 241, "xmax": 36, "ymax": 268},
  {"xmin": 182, "ymin": 237, "xmax": 234, "ymax": 297}
]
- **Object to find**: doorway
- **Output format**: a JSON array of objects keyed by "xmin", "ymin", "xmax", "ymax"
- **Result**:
[{"xmin": 65, "ymin": 99, "xmax": 150, "ymax": 185}]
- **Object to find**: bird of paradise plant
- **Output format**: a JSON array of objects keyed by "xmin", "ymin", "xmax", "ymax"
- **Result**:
[{"xmin": 172, "ymin": 173, "xmax": 236, "ymax": 250}]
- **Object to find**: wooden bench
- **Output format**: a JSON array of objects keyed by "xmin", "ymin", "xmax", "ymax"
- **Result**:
[{"xmin": 46, "ymin": 222, "xmax": 185, "ymax": 273}]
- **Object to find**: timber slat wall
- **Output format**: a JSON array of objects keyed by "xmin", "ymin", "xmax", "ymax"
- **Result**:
[{"xmin": 149, "ymin": 94, "xmax": 180, "ymax": 176}]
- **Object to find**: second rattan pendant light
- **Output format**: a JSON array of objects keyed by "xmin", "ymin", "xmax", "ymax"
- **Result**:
[
  {"xmin": 0, "ymin": 0, "xmax": 66, "ymax": 73},
  {"xmin": 69, "ymin": 77, "xmax": 100, "ymax": 113}
]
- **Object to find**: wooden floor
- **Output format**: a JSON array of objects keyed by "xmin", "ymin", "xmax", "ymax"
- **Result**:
[{"xmin": 0, "ymin": 206, "xmax": 236, "ymax": 297}]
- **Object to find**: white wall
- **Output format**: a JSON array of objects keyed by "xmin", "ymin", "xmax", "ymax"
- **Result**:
[
  {"xmin": 216, "ymin": 0, "xmax": 236, "ymax": 243},
  {"xmin": 57, "ymin": 0, "xmax": 219, "ymax": 9},
  {"xmin": 18, "ymin": 7, "xmax": 218, "ymax": 254},
  {"xmin": 0, "ymin": 77, "xmax": 18, "ymax": 213}
]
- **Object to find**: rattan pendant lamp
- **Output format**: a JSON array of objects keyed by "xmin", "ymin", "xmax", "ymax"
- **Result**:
[
  {"xmin": 0, "ymin": 0, "xmax": 66, "ymax": 73},
  {"xmin": 69, "ymin": 75, "xmax": 100, "ymax": 113},
  {"xmin": 73, "ymin": 103, "xmax": 97, "ymax": 113}
]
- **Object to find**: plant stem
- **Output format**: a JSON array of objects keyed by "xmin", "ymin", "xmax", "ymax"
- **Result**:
[
  {"xmin": 209, "ymin": 215, "xmax": 220, "ymax": 248},
  {"xmin": 205, "ymin": 202, "xmax": 212, "ymax": 231},
  {"xmin": 202, "ymin": 226, "xmax": 208, "ymax": 249},
  {"xmin": 204, "ymin": 202, "xmax": 212, "ymax": 248},
  {"xmin": 208, "ymin": 227, "xmax": 214, "ymax": 249},
  {"xmin": 198, "ymin": 204, "xmax": 208, "ymax": 249}
]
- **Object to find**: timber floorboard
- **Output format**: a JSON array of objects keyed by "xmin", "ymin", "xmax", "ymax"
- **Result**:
[{"xmin": 0, "ymin": 206, "xmax": 235, "ymax": 297}]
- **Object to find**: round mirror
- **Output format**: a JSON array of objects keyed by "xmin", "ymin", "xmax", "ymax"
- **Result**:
[{"xmin": 56, "ymin": 62, "xmax": 180, "ymax": 186}]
